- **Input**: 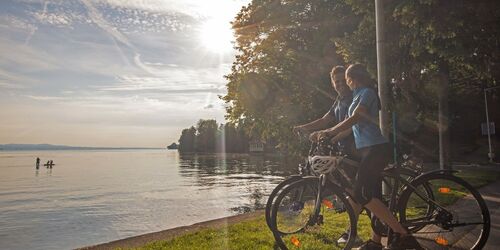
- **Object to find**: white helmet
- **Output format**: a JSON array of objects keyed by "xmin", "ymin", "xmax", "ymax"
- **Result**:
[{"xmin": 309, "ymin": 155, "xmax": 343, "ymax": 175}]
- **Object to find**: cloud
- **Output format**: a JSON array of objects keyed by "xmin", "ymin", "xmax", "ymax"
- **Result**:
[
  {"xmin": 0, "ymin": 14, "xmax": 37, "ymax": 31},
  {"xmin": 81, "ymin": 0, "xmax": 133, "ymax": 47},
  {"xmin": 33, "ymin": 10, "xmax": 73, "ymax": 27},
  {"xmin": 0, "ymin": 68, "xmax": 40, "ymax": 86},
  {"xmin": 24, "ymin": 95, "xmax": 66, "ymax": 101},
  {"xmin": 95, "ymin": 0, "xmax": 250, "ymax": 19},
  {"xmin": 0, "ymin": 37, "xmax": 61, "ymax": 72},
  {"xmin": 0, "ymin": 82, "xmax": 26, "ymax": 89}
]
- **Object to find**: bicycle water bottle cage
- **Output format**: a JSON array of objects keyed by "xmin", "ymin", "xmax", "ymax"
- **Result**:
[{"xmin": 309, "ymin": 155, "xmax": 344, "ymax": 175}]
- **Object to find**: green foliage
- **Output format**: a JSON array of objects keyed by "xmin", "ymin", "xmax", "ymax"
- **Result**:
[
  {"xmin": 224, "ymin": 0, "xmax": 360, "ymax": 154},
  {"xmin": 224, "ymin": 0, "xmax": 500, "ymax": 156},
  {"xmin": 196, "ymin": 119, "xmax": 218, "ymax": 153}
]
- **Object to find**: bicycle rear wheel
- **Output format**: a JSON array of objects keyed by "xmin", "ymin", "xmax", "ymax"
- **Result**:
[
  {"xmin": 271, "ymin": 178, "xmax": 357, "ymax": 249},
  {"xmin": 369, "ymin": 167, "xmax": 434, "ymax": 236},
  {"xmin": 398, "ymin": 173, "xmax": 490, "ymax": 250}
]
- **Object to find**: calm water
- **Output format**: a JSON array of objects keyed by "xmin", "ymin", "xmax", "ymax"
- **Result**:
[{"xmin": 0, "ymin": 150, "xmax": 295, "ymax": 250}]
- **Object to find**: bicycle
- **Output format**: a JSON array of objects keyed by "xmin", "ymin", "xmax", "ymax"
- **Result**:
[
  {"xmin": 267, "ymin": 140, "xmax": 430, "ymax": 249},
  {"xmin": 266, "ymin": 138, "xmax": 427, "ymax": 248},
  {"xmin": 267, "ymin": 139, "xmax": 490, "ymax": 249},
  {"xmin": 265, "ymin": 138, "xmax": 425, "ymax": 234}
]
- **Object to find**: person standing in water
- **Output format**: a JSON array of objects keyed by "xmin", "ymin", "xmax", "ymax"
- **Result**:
[{"xmin": 36, "ymin": 157, "xmax": 40, "ymax": 169}]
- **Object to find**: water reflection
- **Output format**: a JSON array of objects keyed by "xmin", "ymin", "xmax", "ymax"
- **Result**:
[
  {"xmin": 178, "ymin": 153, "xmax": 296, "ymax": 177},
  {"xmin": 178, "ymin": 153, "xmax": 299, "ymax": 213}
]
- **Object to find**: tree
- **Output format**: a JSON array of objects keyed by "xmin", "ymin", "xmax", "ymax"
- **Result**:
[
  {"xmin": 224, "ymin": 0, "xmax": 359, "ymax": 154},
  {"xmin": 178, "ymin": 126, "xmax": 197, "ymax": 152},
  {"xmin": 195, "ymin": 119, "xmax": 218, "ymax": 152}
]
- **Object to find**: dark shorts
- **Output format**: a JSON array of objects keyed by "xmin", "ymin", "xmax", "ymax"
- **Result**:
[{"xmin": 353, "ymin": 143, "xmax": 391, "ymax": 206}]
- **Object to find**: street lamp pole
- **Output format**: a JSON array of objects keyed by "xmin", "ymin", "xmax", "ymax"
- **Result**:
[
  {"xmin": 484, "ymin": 86, "xmax": 500, "ymax": 163},
  {"xmin": 375, "ymin": 0, "xmax": 390, "ymax": 138}
]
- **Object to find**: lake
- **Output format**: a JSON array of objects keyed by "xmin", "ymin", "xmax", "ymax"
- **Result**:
[{"xmin": 0, "ymin": 150, "xmax": 296, "ymax": 250}]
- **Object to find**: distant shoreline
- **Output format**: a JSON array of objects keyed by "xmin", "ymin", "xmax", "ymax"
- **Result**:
[
  {"xmin": 0, "ymin": 148, "xmax": 164, "ymax": 151},
  {"xmin": 0, "ymin": 144, "xmax": 164, "ymax": 151}
]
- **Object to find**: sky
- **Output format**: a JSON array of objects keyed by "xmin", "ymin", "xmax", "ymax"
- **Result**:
[{"xmin": 0, "ymin": 0, "xmax": 250, "ymax": 147}]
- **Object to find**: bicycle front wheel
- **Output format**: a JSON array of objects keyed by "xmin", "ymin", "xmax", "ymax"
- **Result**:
[
  {"xmin": 271, "ymin": 178, "xmax": 357, "ymax": 249},
  {"xmin": 398, "ymin": 173, "xmax": 490, "ymax": 250},
  {"xmin": 266, "ymin": 175, "xmax": 303, "ymax": 231}
]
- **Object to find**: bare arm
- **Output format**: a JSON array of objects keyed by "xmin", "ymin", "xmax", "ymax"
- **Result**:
[
  {"xmin": 320, "ymin": 103, "xmax": 375, "ymax": 138},
  {"xmin": 331, "ymin": 128, "xmax": 352, "ymax": 143},
  {"xmin": 294, "ymin": 113, "xmax": 336, "ymax": 133}
]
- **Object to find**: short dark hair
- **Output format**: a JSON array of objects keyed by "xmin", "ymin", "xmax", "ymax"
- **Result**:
[
  {"xmin": 331, "ymin": 65, "xmax": 345, "ymax": 76},
  {"xmin": 346, "ymin": 64, "xmax": 373, "ymax": 86}
]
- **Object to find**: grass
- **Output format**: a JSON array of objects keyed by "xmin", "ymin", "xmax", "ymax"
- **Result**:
[
  {"xmin": 124, "ymin": 214, "xmax": 276, "ymax": 250},
  {"xmin": 127, "ymin": 169, "xmax": 499, "ymax": 250}
]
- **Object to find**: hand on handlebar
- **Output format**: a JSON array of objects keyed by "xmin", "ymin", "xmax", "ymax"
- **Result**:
[
  {"xmin": 309, "ymin": 130, "xmax": 331, "ymax": 142},
  {"xmin": 309, "ymin": 131, "xmax": 320, "ymax": 142}
]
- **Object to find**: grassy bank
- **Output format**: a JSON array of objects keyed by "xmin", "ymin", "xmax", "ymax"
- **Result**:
[{"xmin": 124, "ymin": 169, "xmax": 499, "ymax": 250}]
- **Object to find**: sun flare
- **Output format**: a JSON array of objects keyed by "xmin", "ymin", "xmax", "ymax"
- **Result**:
[{"xmin": 199, "ymin": 18, "xmax": 234, "ymax": 53}]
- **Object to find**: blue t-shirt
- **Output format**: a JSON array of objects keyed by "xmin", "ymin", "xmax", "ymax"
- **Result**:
[
  {"xmin": 348, "ymin": 87, "xmax": 388, "ymax": 149},
  {"xmin": 326, "ymin": 94, "xmax": 352, "ymax": 148},
  {"xmin": 326, "ymin": 94, "xmax": 352, "ymax": 123}
]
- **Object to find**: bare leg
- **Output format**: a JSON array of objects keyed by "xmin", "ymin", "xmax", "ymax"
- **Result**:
[
  {"xmin": 347, "ymin": 196, "xmax": 382, "ymax": 244},
  {"xmin": 364, "ymin": 198, "xmax": 407, "ymax": 235}
]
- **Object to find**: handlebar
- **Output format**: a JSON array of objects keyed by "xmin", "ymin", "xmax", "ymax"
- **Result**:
[{"xmin": 294, "ymin": 129, "xmax": 343, "ymax": 156}]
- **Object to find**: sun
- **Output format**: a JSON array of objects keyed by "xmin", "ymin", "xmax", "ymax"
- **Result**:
[{"xmin": 199, "ymin": 18, "xmax": 234, "ymax": 53}]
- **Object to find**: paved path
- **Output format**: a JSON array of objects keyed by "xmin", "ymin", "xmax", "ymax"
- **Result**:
[{"xmin": 481, "ymin": 180, "xmax": 500, "ymax": 249}]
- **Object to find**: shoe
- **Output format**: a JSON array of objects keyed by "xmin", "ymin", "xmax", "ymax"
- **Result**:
[
  {"xmin": 352, "ymin": 239, "xmax": 383, "ymax": 250},
  {"xmin": 337, "ymin": 231, "xmax": 363, "ymax": 245},
  {"xmin": 386, "ymin": 233, "xmax": 423, "ymax": 250},
  {"xmin": 337, "ymin": 232, "xmax": 349, "ymax": 244}
]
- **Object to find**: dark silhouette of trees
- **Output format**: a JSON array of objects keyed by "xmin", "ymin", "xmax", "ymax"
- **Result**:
[
  {"xmin": 195, "ymin": 119, "xmax": 218, "ymax": 153},
  {"xmin": 178, "ymin": 126, "xmax": 196, "ymax": 152},
  {"xmin": 178, "ymin": 120, "xmax": 249, "ymax": 153}
]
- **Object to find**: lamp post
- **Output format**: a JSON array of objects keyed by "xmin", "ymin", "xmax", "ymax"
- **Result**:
[
  {"xmin": 375, "ymin": 0, "xmax": 390, "ymax": 138},
  {"xmin": 484, "ymin": 86, "xmax": 500, "ymax": 163}
]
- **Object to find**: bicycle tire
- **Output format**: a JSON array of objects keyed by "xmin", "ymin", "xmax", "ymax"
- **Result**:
[
  {"xmin": 271, "ymin": 178, "xmax": 357, "ymax": 249},
  {"xmin": 398, "ymin": 173, "xmax": 490, "ymax": 250},
  {"xmin": 265, "ymin": 175, "xmax": 304, "ymax": 230}
]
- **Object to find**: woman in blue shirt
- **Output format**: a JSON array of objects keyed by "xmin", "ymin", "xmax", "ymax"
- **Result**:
[{"xmin": 318, "ymin": 64, "xmax": 420, "ymax": 250}]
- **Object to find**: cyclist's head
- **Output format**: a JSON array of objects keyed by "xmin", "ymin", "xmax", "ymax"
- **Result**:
[
  {"xmin": 330, "ymin": 66, "xmax": 350, "ymax": 97},
  {"xmin": 346, "ymin": 64, "xmax": 375, "ymax": 90}
]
